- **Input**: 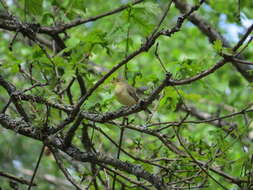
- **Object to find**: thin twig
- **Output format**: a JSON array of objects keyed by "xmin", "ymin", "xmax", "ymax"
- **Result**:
[
  {"xmin": 42, "ymin": 0, "xmax": 144, "ymax": 34},
  {"xmin": 27, "ymin": 144, "xmax": 45, "ymax": 190},
  {"xmin": 50, "ymin": 147, "xmax": 85, "ymax": 190},
  {"xmin": 235, "ymin": 36, "xmax": 253, "ymax": 56},
  {"xmin": 233, "ymin": 23, "xmax": 253, "ymax": 52},
  {"xmin": 112, "ymin": 118, "xmax": 126, "ymax": 190},
  {"xmin": 173, "ymin": 116, "xmax": 229, "ymax": 190},
  {"xmin": 0, "ymin": 171, "xmax": 36, "ymax": 186},
  {"xmin": 154, "ymin": 43, "xmax": 168, "ymax": 73}
]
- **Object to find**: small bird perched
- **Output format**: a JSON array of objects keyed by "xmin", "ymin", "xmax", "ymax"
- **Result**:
[{"xmin": 113, "ymin": 77, "xmax": 151, "ymax": 113}]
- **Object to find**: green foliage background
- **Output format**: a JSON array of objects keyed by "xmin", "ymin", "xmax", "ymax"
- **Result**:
[{"xmin": 0, "ymin": 0, "xmax": 253, "ymax": 189}]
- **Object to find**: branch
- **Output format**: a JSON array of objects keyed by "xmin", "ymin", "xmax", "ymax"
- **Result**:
[
  {"xmin": 27, "ymin": 145, "xmax": 45, "ymax": 190},
  {"xmin": 0, "ymin": 170, "xmax": 36, "ymax": 186},
  {"xmin": 179, "ymin": 104, "xmax": 237, "ymax": 136},
  {"xmin": 0, "ymin": 75, "xmax": 29, "ymax": 122},
  {"xmin": 106, "ymin": 119, "xmax": 185, "ymax": 156},
  {"xmin": 63, "ymin": 114, "xmax": 83, "ymax": 146},
  {"xmin": 172, "ymin": 0, "xmax": 253, "ymax": 82},
  {"xmin": 50, "ymin": 147, "xmax": 85, "ymax": 190},
  {"xmin": 39, "ymin": 0, "xmax": 144, "ymax": 34},
  {"xmin": 168, "ymin": 59, "xmax": 227, "ymax": 86},
  {"xmin": 0, "ymin": 0, "xmax": 144, "ymax": 35},
  {"xmin": 173, "ymin": 115, "xmax": 230, "ymax": 190},
  {"xmin": 233, "ymin": 24, "xmax": 253, "ymax": 52},
  {"xmin": 18, "ymin": 93, "xmax": 73, "ymax": 113},
  {"xmin": 20, "ymin": 168, "xmax": 72, "ymax": 189},
  {"xmin": 69, "ymin": 1, "xmax": 205, "ymax": 123},
  {"xmin": 0, "ymin": 113, "xmax": 167, "ymax": 190}
]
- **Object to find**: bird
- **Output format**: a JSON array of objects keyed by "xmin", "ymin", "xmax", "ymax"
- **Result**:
[{"xmin": 113, "ymin": 77, "xmax": 151, "ymax": 113}]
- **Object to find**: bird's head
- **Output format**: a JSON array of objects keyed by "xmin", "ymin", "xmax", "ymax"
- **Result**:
[{"xmin": 112, "ymin": 77, "xmax": 124, "ymax": 84}]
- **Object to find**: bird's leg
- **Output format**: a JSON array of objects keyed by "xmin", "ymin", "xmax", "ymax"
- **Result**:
[{"xmin": 139, "ymin": 99, "xmax": 146, "ymax": 110}]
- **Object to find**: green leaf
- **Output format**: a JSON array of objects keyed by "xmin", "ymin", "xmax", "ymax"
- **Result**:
[
  {"xmin": 41, "ymin": 12, "xmax": 54, "ymax": 25},
  {"xmin": 133, "ymin": 2, "xmax": 162, "ymax": 16},
  {"xmin": 25, "ymin": 0, "xmax": 43, "ymax": 15},
  {"xmin": 213, "ymin": 40, "xmax": 223, "ymax": 53}
]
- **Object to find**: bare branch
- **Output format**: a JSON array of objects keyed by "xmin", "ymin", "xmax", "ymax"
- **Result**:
[{"xmin": 0, "ymin": 170, "xmax": 36, "ymax": 186}]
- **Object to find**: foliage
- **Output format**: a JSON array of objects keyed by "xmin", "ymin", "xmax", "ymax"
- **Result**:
[{"xmin": 0, "ymin": 0, "xmax": 253, "ymax": 190}]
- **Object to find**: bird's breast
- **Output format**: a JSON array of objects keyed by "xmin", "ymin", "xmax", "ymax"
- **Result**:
[{"xmin": 115, "ymin": 85, "xmax": 136, "ymax": 106}]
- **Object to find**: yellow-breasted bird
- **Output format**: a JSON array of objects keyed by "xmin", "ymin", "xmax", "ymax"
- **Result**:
[{"xmin": 113, "ymin": 78, "xmax": 151, "ymax": 113}]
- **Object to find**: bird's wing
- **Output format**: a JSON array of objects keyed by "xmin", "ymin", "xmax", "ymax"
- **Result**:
[{"xmin": 127, "ymin": 85, "xmax": 139, "ymax": 102}]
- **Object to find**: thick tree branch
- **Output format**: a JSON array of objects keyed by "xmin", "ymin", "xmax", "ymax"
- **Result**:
[
  {"xmin": 0, "ymin": 0, "xmax": 144, "ymax": 35},
  {"xmin": 0, "ymin": 75, "xmax": 29, "ymax": 121},
  {"xmin": 0, "ymin": 113, "xmax": 167, "ymax": 190},
  {"xmin": 55, "ymin": 1, "xmax": 204, "ymax": 133},
  {"xmin": 172, "ymin": 0, "xmax": 253, "ymax": 82}
]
